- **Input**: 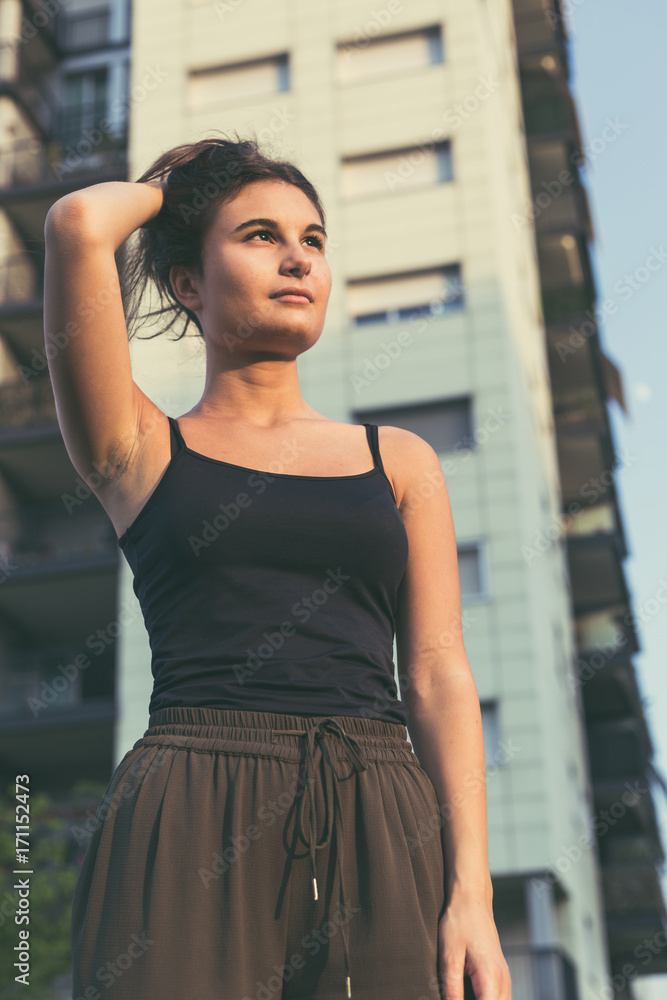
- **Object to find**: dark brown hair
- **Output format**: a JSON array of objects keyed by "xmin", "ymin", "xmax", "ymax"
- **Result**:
[{"xmin": 121, "ymin": 129, "xmax": 326, "ymax": 341}]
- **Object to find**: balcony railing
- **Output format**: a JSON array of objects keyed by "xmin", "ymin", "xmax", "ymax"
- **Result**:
[
  {"xmin": 0, "ymin": 378, "xmax": 57, "ymax": 432},
  {"xmin": 0, "ymin": 642, "xmax": 115, "ymax": 719},
  {"xmin": 503, "ymin": 945, "xmax": 579, "ymax": 1000},
  {"xmin": 553, "ymin": 387, "xmax": 606, "ymax": 428},
  {"xmin": 523, "ymin": 96, "xmax": 574, "ymax": 136},
  {"xmin": 0, "ymin": 252, "xmax": 43, "ymax": 307},
  {"xmin": 575, "ymin": 607, "xmax": 635, "ymax": 657},
  {"xmin": 56, "ymin": 6, "xmax": 113, "ymax": 53},
  {"xmin": 588, "ymin": 720, "xmax": 650, "ymax": 783},
  {"xmin": 0, "ymin": 499, "xmax": 117, "ymax": 575},
  {"xmin": 563, "ymin": 502, "xmax": 616, "ymax": 538},
  {"xmin": 0, "ymin": 133, "xmax": 127, "ymax": 190},
  {"xmin": 601, "ymin": 863, "xmax": 667, "ymax": 919},
  {"xmin": 541, "ymin": 285, "xmax": 592, "ymax": 323},
  {"xmin": 0, "ymin": 40, "xmax": 61, "ymax": 134},
  {"xmin": 513, "ymin": 2, "xmax": 568, "ymax": 59}
]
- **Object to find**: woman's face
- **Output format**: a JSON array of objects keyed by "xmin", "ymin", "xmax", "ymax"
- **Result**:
[{"xmin": 172, "ymin": 178, "xmax": 332, "ymax": 358}]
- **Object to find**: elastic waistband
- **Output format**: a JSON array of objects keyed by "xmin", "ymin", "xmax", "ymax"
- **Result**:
[{"xmin": 138, "ymin": 706, "xmax": 417, "ymax": 765}]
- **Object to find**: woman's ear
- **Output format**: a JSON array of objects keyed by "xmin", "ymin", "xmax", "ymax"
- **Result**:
[{"xmin": 169, "ymin": 264, "xmax": 202, "ymax": 311}]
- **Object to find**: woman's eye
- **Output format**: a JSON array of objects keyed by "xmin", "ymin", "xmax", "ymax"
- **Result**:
[{"xmin": 247, "ymin": 229, "xmax": 324, "ymax": 250}]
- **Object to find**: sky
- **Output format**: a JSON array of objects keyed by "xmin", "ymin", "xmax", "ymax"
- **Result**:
[{"xmin": 565, "ymin": 1, "xmax": 667, "ymax": 994}]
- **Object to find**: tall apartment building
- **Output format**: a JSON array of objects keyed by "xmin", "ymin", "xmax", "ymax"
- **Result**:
[
  {"xmin": 0, "ymin": 0, "xmax": 130, "ymax": 785},
  {"xmin": 2, "ymin": 0, "xmax": 664, "ymax": 998}
]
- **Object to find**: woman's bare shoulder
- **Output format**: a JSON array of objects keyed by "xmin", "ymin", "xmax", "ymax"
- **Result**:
[{"xmin": 375, "ymin": 425, "xmax": 443, "ymax": 509}]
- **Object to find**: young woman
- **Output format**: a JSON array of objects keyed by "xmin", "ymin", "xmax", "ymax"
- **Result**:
[{"xmin": 44, "ymin": 135, "xmax": 511, "ymax": 1000}]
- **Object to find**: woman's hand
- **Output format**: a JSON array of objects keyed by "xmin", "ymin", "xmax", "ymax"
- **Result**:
[{"xmin": 438, "ymin": 895, "xmax": 512, "ymax": 999}]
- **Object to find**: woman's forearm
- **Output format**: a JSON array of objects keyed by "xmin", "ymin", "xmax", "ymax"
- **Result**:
[
  {"xmin": 46, "ymin": 180, "xmax": 166, "ymax": 252},
  {"xmin": 403, "ymin": 669, "xmax": 494, "ymax": 906}
]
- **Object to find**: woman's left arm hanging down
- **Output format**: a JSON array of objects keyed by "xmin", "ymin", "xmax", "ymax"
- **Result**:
[{"xmin": 388, "ymin": 427, "xmax": 512, "ymax": 1000}]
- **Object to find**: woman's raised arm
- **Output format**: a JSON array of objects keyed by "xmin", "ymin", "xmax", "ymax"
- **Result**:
[{"xmin": 43, "ymin": 180, "xmax": 166, "ymax": 486}]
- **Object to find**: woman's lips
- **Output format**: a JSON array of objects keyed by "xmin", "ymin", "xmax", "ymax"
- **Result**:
[{"xmin": 273, "ymin": 294, "xmax": 311, "ymax": 303}]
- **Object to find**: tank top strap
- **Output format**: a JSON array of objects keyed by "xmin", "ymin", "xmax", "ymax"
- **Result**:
[
  {"xmin": 362, "ymin": 423, "xmax": 382, "ymax": 472},
  {"xmin": 362, "ymin": 423, "xmax": 397, "ymax": 505},
  {"xmin": 167, "ymin": 415, "xmax": 187, "ymax": 459}
]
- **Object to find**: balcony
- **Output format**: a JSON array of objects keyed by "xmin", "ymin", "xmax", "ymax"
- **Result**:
[
  {"xmin": 0, "ymin": 39, "xmax": 60, "ymax": 134},
  {"xmin": 547, "ymin": 330, "xmax": 626, "ymax": 427},
  {"xmin": 566, "ymin": 533, "xmax": 628, "ymax": 614},
  {"xmin": 503, "ymin": 945, "xmax": 579, "ymax": 1000},
  {"xmin": 0, "ymin": 251, "xmax": 44, "ymax": 309},
  {"xmin": 0, "ymin": 642, "xmax": 116, "ymax": 785},
  {"xmin": 588, "ymin": 718, "xmax": 651, "ymax": 785},
  {"xmin": 556, "ymin": 440, "xmax": 622, "ymax": 539},
  {"xmin": 512, "ymin": 0, "xmax": 570, "ymax": 64},
  {"xmin": 540, "ymin": 284, "xmax": 593, "ymax": 324},
  {"xmin": 563, "ymin": 501, "xmax": 616, "ymax": 538},
  {"xmin": 0, "ymin": 641, "xmax": 114, "ymax": 723},
  {"xmin": 0, "ymin": 377, "xmax": 58, "ymax": 434},
  {"xmin": 552, "ymin": 388, "xmax": 607, "ymax": 434},
  {"xmin": 575, "ymin": 607, "xmax": 639, "ymax": 667},
  {"xmin": 526, "ymin": 137, "xmax": 594, "ymax": 240},
  {"xmin": 0, "ymin": 134, "xmax": 127, "ymax": 244},
  {"xmin": 56, "ymin": 6, "xmax": 114, "ymax": 54},
  {"xmin": 601, "ymin": 864, "xmax": 667, "ymax": 972},
  {"xmin": 0, "ymin": 498, "xmax": 118, "ymax": 580}
]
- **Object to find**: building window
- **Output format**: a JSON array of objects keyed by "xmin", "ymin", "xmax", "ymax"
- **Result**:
[
  {"xmin": 480, "ymin": 700, "xmax": 501, "ymax": 768},
  {"xmin": 61, "ymin": 68, "xmax": 108, "ymax": 146},
  {"xmin": 348, "ymin": 265, "xmax": 463, "ymax": 326},
  {"xmin": 457, "ymin": 542, "xmax": 486, "ymax": 600},
  {"xmin": 187, "ymin": 53, "xmax": 289, "ymax": 110},
  {"xmin": 336, "ymin": 24, "xmax": 444, "ymax": 84},
  {"xmin": 57, "ymin": 7, "xmax": 112, "ymax": 53},
  {"xmin": 352, "ymin": 397, "xmax": 473, "ymax": 455},
  {"xmin": 341, "ymin": 140, "xmax": 453, "ymax": 198}
]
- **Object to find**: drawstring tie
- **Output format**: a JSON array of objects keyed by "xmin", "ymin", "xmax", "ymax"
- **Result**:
[{"xmin": 272, "ymin": 717, "xmax": 369, "ymax": 998}]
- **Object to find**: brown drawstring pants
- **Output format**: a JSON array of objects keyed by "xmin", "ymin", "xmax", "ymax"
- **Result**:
[{"xmin": 71, "ymin": 706, "xmax": 447, "ymax": 1000}]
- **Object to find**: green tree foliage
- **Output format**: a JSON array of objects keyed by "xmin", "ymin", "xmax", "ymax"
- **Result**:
[{"xmin": 0, "ymin": 778, "xmax": 107, "ymax": 999}]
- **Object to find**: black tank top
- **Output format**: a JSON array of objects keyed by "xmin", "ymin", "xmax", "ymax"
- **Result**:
[{"xmin": 118, "ymin": 416, "xmax": 409, "ymax": 725}]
